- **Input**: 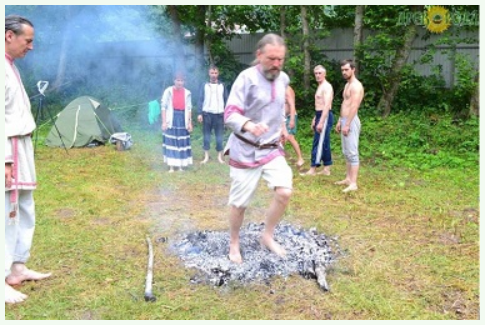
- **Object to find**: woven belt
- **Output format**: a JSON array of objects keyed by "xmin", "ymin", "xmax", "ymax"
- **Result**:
[{"xmin": 234, "ymin": 133, "xmax": 279, "ymax": 149}]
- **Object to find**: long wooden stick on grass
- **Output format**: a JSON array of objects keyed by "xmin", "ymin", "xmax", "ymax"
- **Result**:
[{"xmin": 144, "ymin": 236, "xmax": 156, "ymax": 302}]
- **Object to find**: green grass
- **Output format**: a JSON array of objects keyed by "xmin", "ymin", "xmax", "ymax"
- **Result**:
[{"xmin": 5, "ymin": 115, "xmax": 479, "ymax": 320}]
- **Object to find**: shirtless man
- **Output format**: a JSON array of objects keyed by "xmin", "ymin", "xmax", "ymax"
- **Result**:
[
  {"xmin": 284, "ymin": 85, "xmax": 304, "ymax": 167},
  {"xmin": 335, "ymin": 59, "xmax": 364, "ymax": 193},
  {"xmin": 301, "ymin": 65, "xmax": 334, "ymax": 176}
]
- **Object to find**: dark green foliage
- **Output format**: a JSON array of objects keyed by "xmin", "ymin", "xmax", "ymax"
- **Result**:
[
  {"xmin": 393, "ymin": 71, "xmax": 448, "ymax": 114},
  {"xmin": 8, "ymin": 5, "xmax": 478, "ymax": 127},
  {"xmin": 296, "ymin": 109, "xmax": 478, "ymax": 172},
  {"xmin": 390, "ymin": 53, "xmax": 477, "ymax": 118},
  {"xmin": 447, "ymin": 53, "xmax": 478, "ymax": 116},
  {"xmin": 357, "ymin": 111, "xmax": 478, "ymax": 170},
  {"xmin": 345, "ymin": 5, "xmax": 478, "ymax": 118}
]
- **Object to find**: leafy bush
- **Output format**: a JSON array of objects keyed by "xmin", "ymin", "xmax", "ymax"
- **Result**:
[
  {"xmin": 358, "ymin": 111, "xmax": 478, "ymax": 170},
  {"xmin": 297, "ymin": 109, "xmax": 478, "ymax": 171},
  {"xmin": 394, "ymin": 71, "xmax": 448, "ymax": 114}
]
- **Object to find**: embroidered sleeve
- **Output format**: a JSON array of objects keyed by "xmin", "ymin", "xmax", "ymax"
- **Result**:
[{"xmin": 224, "ymin": 73, "xmax": 251, "ymax": 132}]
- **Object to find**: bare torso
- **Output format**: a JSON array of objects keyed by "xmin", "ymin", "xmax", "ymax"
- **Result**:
[
  {"xmin": 315, "ymin": 80, "xmax": 333, "ymax": 112},
  {"xmin": 340, "ymin": 78, "xmax": 364, "ymax": 118}
]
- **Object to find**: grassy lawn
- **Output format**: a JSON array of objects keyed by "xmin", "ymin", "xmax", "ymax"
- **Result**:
[{"xmin": 5, "ymin": 119, "xmax": 479, "ymax": 320}]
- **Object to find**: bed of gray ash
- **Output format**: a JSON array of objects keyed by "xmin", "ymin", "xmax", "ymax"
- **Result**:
[{"xmin": 167, "ymin": 222, "xmax": 341, "ymax": 291}]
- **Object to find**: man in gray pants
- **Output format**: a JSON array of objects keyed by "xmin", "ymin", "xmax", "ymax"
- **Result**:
[{"xmin": 335, "ymin": 59, "xmax": 364, "ymax": 193}]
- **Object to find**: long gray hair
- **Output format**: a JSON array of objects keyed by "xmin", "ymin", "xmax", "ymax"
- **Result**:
[{"xmin": 251, "ymin": 33, "xmax": 286, "ymax": 66}]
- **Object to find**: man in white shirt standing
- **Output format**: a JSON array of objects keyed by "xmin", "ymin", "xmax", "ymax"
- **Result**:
[
  {"xmin": 5, "ymin": 14, "xmax": 51, "ymax": 305},
  {"xmin": 197, "ymin": 65, "xmax": 228, "ymax": 164}
]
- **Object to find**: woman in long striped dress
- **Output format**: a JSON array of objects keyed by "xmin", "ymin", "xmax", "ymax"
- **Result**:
[{"xmin": 161, "ymin": 73, "xmax": 193, "ymax": 172}]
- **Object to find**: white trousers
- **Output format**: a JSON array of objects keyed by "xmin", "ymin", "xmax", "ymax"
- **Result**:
[
  {"xmin": 228, "ymin": 156, "xmax": 293, "ymax": 208},
  {"xmin": 5, "ymin": 190, "xmax": 35, "ymax": 277}
]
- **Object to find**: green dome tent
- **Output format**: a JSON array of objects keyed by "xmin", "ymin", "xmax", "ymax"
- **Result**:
[{"xmin": 45, "ymin": 96, "xmax": 123, "ymax": 148}]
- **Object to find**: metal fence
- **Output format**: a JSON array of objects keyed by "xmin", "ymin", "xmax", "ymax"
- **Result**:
[{"xmin": 224, "ymin": 27, "xmax": 479, "ymax": 87}]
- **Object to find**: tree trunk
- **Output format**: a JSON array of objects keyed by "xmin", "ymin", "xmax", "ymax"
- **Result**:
[
  {"xmin": 353, "ymin": 5, "xmax": 365, "ymax": 75},
  {"xmin": 469, "ymin": 72, "xmax": 479, "ymax": 117},
  {"xmin": 280, "ymin": 6, "xmax": 295, "ymax": 79},
  {"xmin": 280, "ymin": 6, "xmax": 287, "ymax": 40},
  {"xmin": 300, "ymin": 6, "xmax": 311, "ymax": 91},
  {"xmin": 167, "ymin": 5, "xmax": 186, "ymax": 75},
  {"xmin": 378, "ymin": 7, "xmax": 421, "ymax": 118},
  {"xmin": 194, "ymin": 5, "xmax": 207, "ymax": 74},
  {"xmin": 206, "ymin": 5, "xmax": 214, "ymax": 65}
]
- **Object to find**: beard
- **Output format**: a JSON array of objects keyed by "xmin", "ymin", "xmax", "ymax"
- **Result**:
[{"xmin": 263, "ymin": 69, "xmax": 281, "ymax": 81}]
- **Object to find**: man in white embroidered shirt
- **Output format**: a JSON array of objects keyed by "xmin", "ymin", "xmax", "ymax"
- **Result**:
[
  {"xmin": 223, "ymin": 33, "xmax": 292, "ymax": 264},
  {"xmin": 5, "ymin": 15, "xmax": 51, "ymax": 305}
]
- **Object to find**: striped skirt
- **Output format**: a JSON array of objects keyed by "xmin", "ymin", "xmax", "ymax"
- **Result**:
[{"xmin": 162, "ymin": 110, "xmax": 193, "ymax": 167}]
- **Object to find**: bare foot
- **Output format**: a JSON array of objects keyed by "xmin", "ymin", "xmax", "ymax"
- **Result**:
[
  {"xmin": 342, "ymin": 184, "xmax": 358, "ymax": 193},
  {"xmin": 200, "ymin": 158, "xmax": 209, "ymax": 164},
  {"xmin": 317, "ymin": 168, "xmax": 331, "ymax": 176},
  {"xmin": 334, "ymin": 179, "xmax": 350, "ymax": 185},
  {"xmin": 5, "ymin": 283, "xmax": 28, "ymax": 304},
  {"xmin": 217, "ymin": 155, "xmax": 225, "ymax": 164},
  {"xmin": 300, "ymin": 169, "xmax": 316, "ymax": 176},
  {"xmin": 168, "ymin": 168, "xmax": 174, "ymax": 173},
  {"xmin": 6, "ymin": 266, "xmax": 51, "ymax": 286},
  {"xmin": 229, "ymin": 246, "xmax": 242, "ymax": 264},
  {"xmin": 261, "ymin": 236, "xmax": 286, "ymax": 258}
]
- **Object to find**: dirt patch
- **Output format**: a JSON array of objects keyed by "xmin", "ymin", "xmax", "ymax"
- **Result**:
[
  {"xmin": 438, "ymin": 231, "xmax": 460, "ymax": 245},
  {"xmin": 439, "ymin": 290, "xmax": 479, "ymax": 319},
  {"xmin": 92, "ymin": 217, "xmax": 113, "ymax": 225},
  {"xmin": 141, "ymin": 177, "xmax": 278, "ymax": 237},
  {"xmin": 56, "ymin": 208, "xmax": 76, "ymax": 218},
  {"xmin": 142, "ymin": 184, "xmax": 229, "ymax": 238}
]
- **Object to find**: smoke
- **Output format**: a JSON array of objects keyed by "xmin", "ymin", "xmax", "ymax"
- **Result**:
[{"xmin": 6, "ymin": 5, "xmax": 196, "ymax": 108}]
